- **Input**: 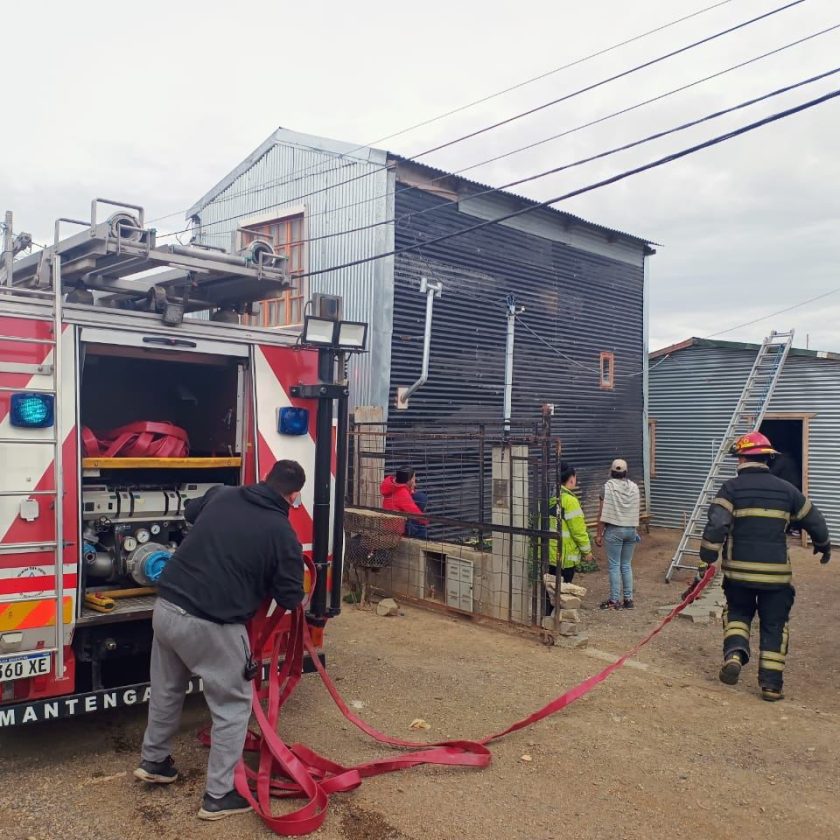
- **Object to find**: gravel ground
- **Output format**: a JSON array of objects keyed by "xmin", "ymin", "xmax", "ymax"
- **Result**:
[{"xmin": 1, "ymin": 528, "xmax": 838, "ymax": 840}]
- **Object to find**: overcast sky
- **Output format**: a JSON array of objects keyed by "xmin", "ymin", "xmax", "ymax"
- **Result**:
[{"xmin": 4, "ymin": 0, "xmax": 839, "ymax": 351}]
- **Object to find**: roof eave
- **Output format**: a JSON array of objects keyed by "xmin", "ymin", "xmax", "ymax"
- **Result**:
[{"xmin": 389, "ymin": 154, "xmax": 656, "ymax": 250}]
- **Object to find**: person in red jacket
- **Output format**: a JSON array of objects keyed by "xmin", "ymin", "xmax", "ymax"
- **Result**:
[{"xmin": 381, "ymin": 467, "xmax": 428, "ymax": 538}]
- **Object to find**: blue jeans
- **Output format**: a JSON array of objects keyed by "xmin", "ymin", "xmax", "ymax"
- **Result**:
[
  {"xmin": 605, "ymin": 525, "xmax": 637, "ymax": 602},
  {"xmin": 405, "ymin": 491, "xmax": 428, "ymax": 539}
]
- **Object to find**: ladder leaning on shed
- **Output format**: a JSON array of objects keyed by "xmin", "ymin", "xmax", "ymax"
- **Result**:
[{"xmin": 664, "ymin": 329, "xmax": 795, "ymax": 582}]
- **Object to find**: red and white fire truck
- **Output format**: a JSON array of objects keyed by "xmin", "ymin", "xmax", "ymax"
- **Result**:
[{"xmin": 0, "ymin": 200, "xmax": 350, "ymax": 727}]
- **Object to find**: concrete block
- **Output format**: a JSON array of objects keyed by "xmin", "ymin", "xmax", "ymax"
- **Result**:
[
  {"xmin": 376, "ymin": 598, "xmax": 400, "ymax": 617},
  {"xmin": 557, "ymin": 633, "xmax": 589, "ymax": 649},
  {"xmin": 559, "ymin": 622, "xmax": 579, "ymax": 636},
  {"xmin": 560, "ymin": 582, "xmax": 587, "ymax": 597},
  {"xmin": 679, "ymin": 609, "xmax": 710, "ymax": 625},
  {"xmin": 558, "ymin": 609, "xmax": 581, "ymax": 623},
  {"xmin": 558, "ymin": 595, "xmax": 582, "ymax": 610}
]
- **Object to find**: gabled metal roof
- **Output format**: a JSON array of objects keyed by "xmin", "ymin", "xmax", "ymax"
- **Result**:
[
  {"xmin": 186, "ymin": 128, "xmax": 385, "ymax": 218},
  {"xmin": 650, "ymin": 336, "xmax": 840, "ymax": 362},
  {"xmin": 188, "ymin": 128, "xmax": 654, "ymax": 250}
]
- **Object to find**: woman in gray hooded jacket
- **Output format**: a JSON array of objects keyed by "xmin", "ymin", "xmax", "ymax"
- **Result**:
[{"xmin": 595, "ymin": 458, "xmax": 640, "ymax": 610}]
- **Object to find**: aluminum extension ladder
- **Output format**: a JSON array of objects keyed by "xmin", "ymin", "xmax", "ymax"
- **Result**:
[
  {"xmin": 0, "ymin": 251, "xmax": 66, "ymax": 678},
  {"xmin": 665, "ymin": 329, "xmax": 795, "ymax": 582}
]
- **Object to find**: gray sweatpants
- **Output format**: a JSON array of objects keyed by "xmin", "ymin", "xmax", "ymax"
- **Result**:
[{"xmin": 141, "ymin": 598, "xmax": 252, "ymax": 798}]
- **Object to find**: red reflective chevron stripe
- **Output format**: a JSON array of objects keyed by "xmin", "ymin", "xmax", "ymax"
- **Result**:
[{"xmin": 200, "ymin": 562, "xmax": 717, "ymax": 835}]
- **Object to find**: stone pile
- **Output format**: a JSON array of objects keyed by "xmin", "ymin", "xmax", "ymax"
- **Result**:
[{"xmin": 542, "ymin": 577, "xmax": 588, "ymax": 648}]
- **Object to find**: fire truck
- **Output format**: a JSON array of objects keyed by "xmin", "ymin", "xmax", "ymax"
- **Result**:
[{"xmin": 0, "ymin": 200, "xmax": 352, "ymax": 727}]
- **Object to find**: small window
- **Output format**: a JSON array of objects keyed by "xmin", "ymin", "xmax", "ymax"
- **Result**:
[
  {"xmin": 648, "ymin": 419, "xmax": 657, "ymax": 478},
  {"xmin": 599, "ymin": 352, "xmax": 615, "ymax": 389}
]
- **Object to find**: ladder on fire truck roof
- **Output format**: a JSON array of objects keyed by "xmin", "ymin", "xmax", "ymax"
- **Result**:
[
  {"xmin": 1, "ymin": 198, "xmax": 290, "ymax": 319},
  {"xmin": 664, "ymin": 329, "xmax": 795, "ymax": 582},
  {"xmin": 0, "ymin": 198, "xmax": 293, "ymax": 679}
]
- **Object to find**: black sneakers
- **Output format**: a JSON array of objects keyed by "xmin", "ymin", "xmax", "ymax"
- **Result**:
[
  {"xmin": 198, "ymin": 790, "xmax": 252, "ymax": 821},
  {"xmin": 133, "ymin": 755, "xmax": 178, "ymax": 784}
]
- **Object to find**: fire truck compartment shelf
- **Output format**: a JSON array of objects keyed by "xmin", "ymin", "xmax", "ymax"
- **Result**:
[
  {"xmin": 82, "ymin": 457, "xmax": 242, "ymax": 469},
  {"xmin": 78, "ymin": 593, "xmax": 157, "ymax": 625}
]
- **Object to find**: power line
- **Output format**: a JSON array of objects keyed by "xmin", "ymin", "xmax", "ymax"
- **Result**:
[
  {"xmin": 705, "ymin": 288, "xmax": 840, "ymax": 338},
  {"xmin": 512, "ymin": 314, "xmax": 669, "ymax": 378},
  {"xmin": 245, "ymin": 65, "xmax": 840, "ymax": 251},
  {"xmin": 147, "ymin": 0, "xmax": 736, "ymax": 227},
  {"xmin": 161, "ymin": 22, "xmax": 839, "ymax": 244},
  {"xmin": 293, "ymin": 86, "xmax": 840, "ymax": 282},
  {"xmin": 407, "ymin": 0, "xmax": 805, "ymax": 159},
  {"xmin": 159, "ymin": 0, "xmax": 805, "ymax": 240},
  {"xmin": 354, "ymin": 0, "xmax": 738, "ymax": 151}
]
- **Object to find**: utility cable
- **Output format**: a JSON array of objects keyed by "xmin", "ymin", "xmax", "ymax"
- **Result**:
[
  {"xmin": 247, "ymin": 65, "xmax": 840, "ymax": 251},
  {"xmin": 414, "ymin": 0, "xmax": 806, "ymax": 160},
  {"xmin": 159, "ymin": 22, "xmax": 839, "ymax": 243},
  {"xmin": 706, "ymin": 287, "xmax": 840, "ymax": 337},
  {"xmin": 323, "ymin": 23, "xmax": 840, "ymax": 231},
  {"xmin": 157, "ymin": 0, "xmax": 804, "ymax": 239},
  {"xmin": 293, "ymin": 86, "xmax": 840, "ymax": 282},
  {"xmin": 147, "ymin": 0, "xmax": 737, "ymax": 226}
]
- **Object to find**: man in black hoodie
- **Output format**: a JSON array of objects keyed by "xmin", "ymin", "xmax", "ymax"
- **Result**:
[{"xmin": 134, "ymin": 460, "xmax": 306, "ymax": 821}]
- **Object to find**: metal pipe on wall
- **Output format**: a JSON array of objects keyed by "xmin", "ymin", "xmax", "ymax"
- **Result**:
[
  {"xmin": 503, "ymin": 296, "xmax": 524, "ymax": 437},
  {"xmin": 397, "ymin": 277, "xmax": 442, "ymax": 408}
]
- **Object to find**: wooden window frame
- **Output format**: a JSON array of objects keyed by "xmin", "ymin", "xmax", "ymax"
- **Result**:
[
  {"xmin": 238, "ymin": 211, "xmax": 306, "ymax": 328},
  {"xmin": 599, "ymin": 351, "xmax": 615, "ymax": 390}
]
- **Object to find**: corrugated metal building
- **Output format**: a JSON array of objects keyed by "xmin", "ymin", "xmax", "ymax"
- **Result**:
[
  {"xmin": 649, "ymin": 337, "xmax": 840, "ymax": 536},
  {"xmin": 188, "ymin": 128, "xmax": 654, "ymax": 517}
]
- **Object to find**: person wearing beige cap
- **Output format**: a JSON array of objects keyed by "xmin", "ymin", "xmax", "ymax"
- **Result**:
[{"xmin": 595, "ymin": 458, "xmax": 641, "ymax": 609}]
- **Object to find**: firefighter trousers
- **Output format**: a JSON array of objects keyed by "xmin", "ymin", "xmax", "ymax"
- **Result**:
[{"xmin": 722, "ymin": 579, "xmax": 794, "ymax": 691}]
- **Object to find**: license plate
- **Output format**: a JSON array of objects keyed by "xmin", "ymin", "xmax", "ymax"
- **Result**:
[{"xmin": 0, "ymin": 653, "xmax": 51, "ymax": 682}]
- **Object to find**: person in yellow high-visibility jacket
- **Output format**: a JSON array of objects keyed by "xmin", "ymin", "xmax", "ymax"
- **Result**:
[{"xmin": 548, "ymin": 462, "xmax": 593, "ymax": 595}]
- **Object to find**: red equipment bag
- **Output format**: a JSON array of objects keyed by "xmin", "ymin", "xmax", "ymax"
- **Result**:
[{"xmin": 81, "ymin": 421, "xmax": 190, "ymax": 458}]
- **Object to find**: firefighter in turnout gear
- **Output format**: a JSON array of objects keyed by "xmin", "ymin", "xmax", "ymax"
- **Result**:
[{"xmin": 699, "ymin": 431, "xmax": 831, "ymax": 701}]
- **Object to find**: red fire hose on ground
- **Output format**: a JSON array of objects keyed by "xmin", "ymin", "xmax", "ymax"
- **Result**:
[{"xmin": 209, "ymin": 563, "xmax": 717, "ymax": 836}]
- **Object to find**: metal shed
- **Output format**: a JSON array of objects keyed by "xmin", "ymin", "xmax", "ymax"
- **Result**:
[
  {"xmin": 188, "ymin": 128, "xmax": 654, "ymax": 518},
  {"xmin": 649, "ymin": 337, "xmax": 840, "ymax": 536}
]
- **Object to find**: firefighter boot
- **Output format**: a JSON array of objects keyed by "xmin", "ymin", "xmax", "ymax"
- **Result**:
[
  {"xmin": 719, "ymin": 652, "xmax": 744, "ymax": 686},
  {"xmin": 761, "ymin": 687, "xmax": 784, "ymax": 702}
]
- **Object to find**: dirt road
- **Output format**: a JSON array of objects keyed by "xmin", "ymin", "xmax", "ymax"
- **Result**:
[{"xmin": 1, "ymin": 529, "xmax": 838, "ymax": 840}]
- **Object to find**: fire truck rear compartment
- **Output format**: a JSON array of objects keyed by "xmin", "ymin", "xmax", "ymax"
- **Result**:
[
  {"xmin": 74, "ymin": 345, "xmax": 247, "ymax": 687},
  {"xmin": 80, "ymin": 347, "xmax": 243, "ymax": 457}
]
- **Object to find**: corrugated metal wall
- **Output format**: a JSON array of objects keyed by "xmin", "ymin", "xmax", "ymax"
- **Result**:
[
  {"xmin": 193, "ymin": 138, "xmax": 394, "ymax": 410},
  {"xmin": 650, "ymin": 346, "xmax": 840, "ymax": 536},
  {"xmin": 389, "ymin": 187, "xmax": 648, "ymax": 521}
]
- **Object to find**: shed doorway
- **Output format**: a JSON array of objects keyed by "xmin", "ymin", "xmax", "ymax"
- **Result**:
[{"xmin": 760, "ymin": 418, "xmax": 805, "ymax": 491}]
